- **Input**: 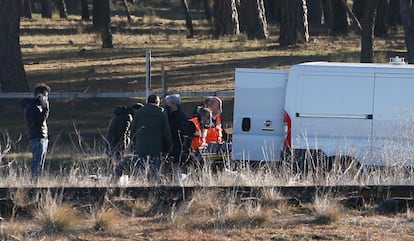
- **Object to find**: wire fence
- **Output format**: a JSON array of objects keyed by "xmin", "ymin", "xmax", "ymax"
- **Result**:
[{"xmin": 0, "ymin": 91, "xmax": 234, "ymax": 99}]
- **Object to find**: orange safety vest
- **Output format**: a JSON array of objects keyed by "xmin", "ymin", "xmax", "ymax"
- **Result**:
[
  {"xmin": 205, "ymin": 114, "xmax": 222, "ymax": 143},
  {"xmin": 189, "ymin": 117, "xmax": 204, "ymax": 151}
]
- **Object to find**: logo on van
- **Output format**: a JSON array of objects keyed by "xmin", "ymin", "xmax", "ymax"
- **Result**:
[{"xmin": 264, "ymin": 120, "xmax": 272, "ymax": 127}]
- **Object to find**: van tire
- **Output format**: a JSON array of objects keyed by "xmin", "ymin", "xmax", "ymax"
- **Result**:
[
  {"xmin": 284, "ymin": 149, "xmax": 329, "ymax": 175},
  {"xmin": 329, "ymin": 156, "xmax": 362, "ymax": 179}
]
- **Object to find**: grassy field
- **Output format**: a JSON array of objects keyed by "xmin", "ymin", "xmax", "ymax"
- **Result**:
[{"xmin": 1, "ymin": 5, "xmax": 414, "ymax": 240}]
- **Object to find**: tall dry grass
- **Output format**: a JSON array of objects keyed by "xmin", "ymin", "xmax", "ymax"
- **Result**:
[
  {"xmin": 170, "ymin": 188, "xmax": 273, "ymax": 230},
  {"xmin": 312, "ymin": 190, "xmax": 342, "ymax": 225},
  {"xmin": 34, "ymin": 190, "xmax": 79, "ymax": 234},
  {"xmin": 91, "ymin": 206, "xmax": 121, "ymax": 231},
  {"xmin": 3, "ymin": 99, "xmax": 414, "ymax": 188},
  {"xmin": 3, "ymin": 141, "xmax": 414, "ymax": 187}
]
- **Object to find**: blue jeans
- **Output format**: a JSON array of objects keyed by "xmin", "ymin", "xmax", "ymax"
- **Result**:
[
  {"xmin": 30, "ymin": 138, "xmax": 48, "ymax": 181},
  {"xmin": 134, "ymin": 155, "xmax": 161, "ymax": 180}
]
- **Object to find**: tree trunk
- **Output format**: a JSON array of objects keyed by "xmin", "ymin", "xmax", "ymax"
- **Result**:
[
  {"xmin": 93, "ymin": 0, "xmax": 113, "ymax": 48},
  {"xmin": 399, "ymin": 0, "xmax": 414, "ymax": 63},
  {"xmin": 360, "ymin": 0, "xmax": 378, "ymax": 63},
  {"xmin": 213, "ymin": 0, "xmax": 240, "ymax": 38},
  {"xmin": 0, "ymin": 0, "xmax": 29, "ymax": 92},
  {"xmin": 388, "ymin": 0, "xmax": 400, "ymax": 27},
  {"xmin": 321, "ymin": 0, "xmax": 333, "ymax": 26},
  {"xmin": 55, "ymin": 0, "xmax": 67, "ymax": 19},
  {"xmin": 352, "ymin": 0, "xmax": 363, "ymax": 20},
  {"xmin": 81, "ymin": 0, "xmax": 90, "ymax": 21},
  {"xmin": 264, "ymin": 0, "xmax": 281, "ymax": 23},
  {"xmin": 203, "ymin": 0, "xmax": 213, "ymax": 25},
  {"xmin": 181, "ymin": 0, "xmax": 194, "ymax": 38},
  {"xmin": 121, "ymin": 0, "xmax": 132, "ymax": 23},
  {"xmin": 40, "ymin": 0, "xmax": 52, "ymax": 18},
  {"xmin": 238, "ymin": 0, "xmax": 268, "ymax": 39},
  {"xmin": 239, "ymin": 0, "xmax": 269, "ymax": 39},
  {"xmin": 375, "ymin": 0, "xmax": 388, "ymax": 37},
  {"xmin": 307, "ymin": 0, "xmax": 322, "ymax": 26},
  {"xmin": 331, "ymin": 0, "xmax": 348, "ymax": 34},
  {"xmin": 279, "ymin": 0, "xmax": 309, "ymax": 46},
  {"xmin": 21, "ymin": 0, "xmax": 32, "ymax": 19}
]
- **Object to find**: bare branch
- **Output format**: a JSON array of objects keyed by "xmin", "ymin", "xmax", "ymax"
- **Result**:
[{"xmin": 0, "ymin": 131, "xmax": 12, "ymax": 164}]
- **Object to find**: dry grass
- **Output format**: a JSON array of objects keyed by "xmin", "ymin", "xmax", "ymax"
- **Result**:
[
  {"xmin": 170, "ymin": 188, "xmax": 273, "ymax": 230},
  {"xmin": 406, "ymin": 208, "xmax": 414, "ymax": 222},
  {"xmin": 2, "ymin": 151, "xmax": 414, "ymax": 188},
  {"xmin": 1, "ymin": 187, "xmax": 414, "ymax": 240},
  {"xmin": 222, "ymin": 200, "xmax": 272, "ymax": 228},
  {"xmin": 91, "ymin": 206, "xmax": 121, "ymax": 231},
  {"xmin": 0, "ymin": 220, "xmax": 30, "ymax": 241},
  {"xmin": 313, "ymin": 192, "xmax": 342, "ymax": 225},
  {"xmin": 127, "ymin": 199, "xmax": 152, "ymax": 216},
  {"xmin": 34, "ymin": 191, "xmax": 79, "ymax": 234},
  {"xmin": 170, "ymin": 189, "xmax": 223, "ymax": 229},
  {"xmin": 259, "ymin": 187, "xmax": 292, "ymax": 215}
]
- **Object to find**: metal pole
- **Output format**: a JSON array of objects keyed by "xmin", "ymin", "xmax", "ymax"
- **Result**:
[
  {"xmin": 145, "ymin": 50, "xmax": 151, "ymax": 101},
  {"xmin": 161, "ymin": 64, "xmax": 168, "ymax": 97}
]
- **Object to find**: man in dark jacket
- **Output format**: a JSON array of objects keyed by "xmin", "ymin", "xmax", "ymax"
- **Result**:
[
  {"xmin": 131, "ymin": 94, "xmax": 172, "ymax": 180},
  {"xmin": 164, "ymin": 94, "xmax": 195, "ymax": 167},
  {"xmin": 106, "ymin": 103, "xmax": 143, "ymax": 181},
  {"xmin": 23, "ymin": 83, "xmax": 51, "ymax": 182}
]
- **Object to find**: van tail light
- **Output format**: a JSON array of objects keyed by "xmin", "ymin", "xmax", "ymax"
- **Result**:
[{"xmin": 284, "ymin": 111, "xmax": 291, "ymax": 148}]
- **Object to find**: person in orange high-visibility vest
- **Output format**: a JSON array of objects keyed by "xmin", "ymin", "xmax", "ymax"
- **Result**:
[
  {"xmin": 205, "ymin": 96, "xmax": 223, "ymax": 143},
  {"xmin": 189, "ymin": 108, "xmax": 212, "ymax": 152}
]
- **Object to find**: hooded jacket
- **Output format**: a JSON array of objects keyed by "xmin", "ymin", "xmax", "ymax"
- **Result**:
[
  {"xmin": 22, "ymin": 98, "xmax": 49, "ymax": 139},
  {"xmin": 131, "ymin": 104, "xmax": 172, "ymax": 156},
  {"xmin": 106, "ymin": 105, "xmax": 134, "ymax": 150}
]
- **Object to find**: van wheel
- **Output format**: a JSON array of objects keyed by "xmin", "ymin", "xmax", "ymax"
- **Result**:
[
  {"xmin": 286, "ymin": 149, "xmax": 329, "ymax": 176},
  {"xmin": 329, "ymin": 156, "xmax": 362, "ymax": 179}
]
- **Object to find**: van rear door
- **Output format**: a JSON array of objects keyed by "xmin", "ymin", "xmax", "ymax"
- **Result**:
[{"xmin": 232, "ymin": 68, "xmax": 288, "ymax": 161}]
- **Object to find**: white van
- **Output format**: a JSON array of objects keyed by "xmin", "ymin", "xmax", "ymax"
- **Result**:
[{"xmin": 232, "ymin": 60, "xmax": 414, "ymax": 168}]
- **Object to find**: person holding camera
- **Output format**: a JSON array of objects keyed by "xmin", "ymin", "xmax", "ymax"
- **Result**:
[
  {"xmin": 189, "ymin": 107, "xmax": 212, "ymax": 152},
  {"xmin": 22, "ymin": 83, "xmax": 51, "ymax": 182}
]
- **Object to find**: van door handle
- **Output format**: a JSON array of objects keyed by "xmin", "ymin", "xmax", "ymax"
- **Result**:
[
  {"xmin": 242, "ymin": 117, "xmax": 251, "ymax": 131},
  {"xmin": 296, "ymin": 113, "xmax": 373, "ymax": 119}
]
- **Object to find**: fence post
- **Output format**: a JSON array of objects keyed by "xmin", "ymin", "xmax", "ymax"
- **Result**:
[
  {"xmin": 161, "ymin": 64, "xmax": 168, "ymax": 97},
  {"xmin": 145, "ymin": 49, "xmax": 151, "ymax": 101}
]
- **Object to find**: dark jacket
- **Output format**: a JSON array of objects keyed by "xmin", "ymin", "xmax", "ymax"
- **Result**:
[
  {"xmin": 167, "ymin": 108, "xmax": 195, "ymax": 161},
  {"xmin": 168, "ymin": 108, "xmax": 188, "ymax": 143},
  {"xmin": 131, "ymin": 104, "xmax": 172, "ymax": 156},
  {"xmin": 22, "ymin": 98, "xmax": 49, "ymax": 139},
  {"xmin": 106, "ymin": 105, "xmax": 134, "ymax": 150}
]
